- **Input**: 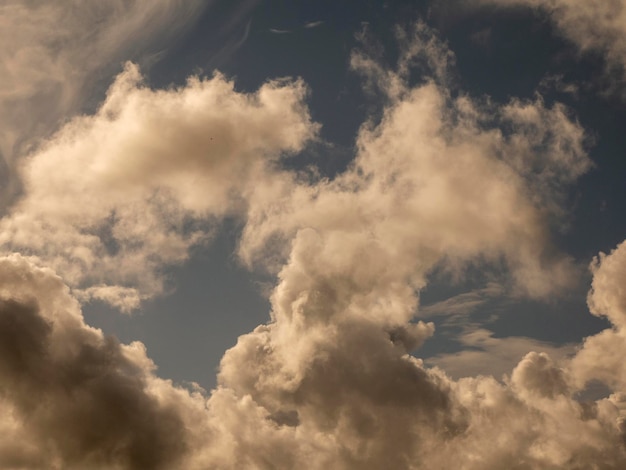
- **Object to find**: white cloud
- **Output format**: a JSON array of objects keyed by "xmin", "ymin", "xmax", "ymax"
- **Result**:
[
  {"xmin": 240, "ymin": 23, "xmax": 589, "ymax": 302},
  {"xmin": 3, "ymin": 249, "xmax": 626, "ymax": 468},
  {"xmin": 0, "ymin": 63, "xmax": 317, "ymax": 310},
  {"xmin": 0, "ymin": 0, "xmax": 206, "ymax": 170},
  {"xmin": 419, "ymin": 283, "xmax": 505, "ymax": 318},
  {"xmin": 3, "ymin": 12, "xmax": 626, "ymax": 469},
  {"xmin": 304, "ymin": 21, "xmax": 324, "ymax": 29},
  {"xmin": 570, "ymin": 241, "xmax": 626, "ymax": 391},
  {"xmin": 200, "ymin": 21, "xmax": 622, "ymax": 469}
]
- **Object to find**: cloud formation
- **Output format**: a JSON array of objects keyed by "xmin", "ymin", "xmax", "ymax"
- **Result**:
[
  {"xmin": 2, "ymin": 11, "xmax": 626, "ymax": 470},
  {"xmin": 0, "ymin": 63, "xmax": 316, "ymax": 310},
  {"xmin": 0, "ymin": 0, "xmax": 207, "ymax": 187},
  {"xmin": 0, "ymin": 255, "xmax": 213, "ymax": 469},
  {"xmin": 202, "ymin": 22, "xmax": 623, "ymax": 469}
]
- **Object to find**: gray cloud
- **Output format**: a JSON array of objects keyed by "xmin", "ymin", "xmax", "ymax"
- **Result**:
[{"xmin": 0, "ymin": 255, "xmax": 213, "ymax": 469}]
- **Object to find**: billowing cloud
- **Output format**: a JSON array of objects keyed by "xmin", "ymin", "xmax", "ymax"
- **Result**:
[
  {"xmin": 0, "ymin": 0, "xmax": 207, "ymax": 190},
  {"xmin": 0, "ymin": 254, "xmax": 215, "ymax": 469},
  {"xmin": 570, "ymin": 241, "xmax": 626, "ymax": 391},
  {"xmin": 0, "ymin": 63, "xmax": 317, "ymax": 310},
  {"xmin": 2, "ymin": 10, "xmax": 626, "ymax": 470},
  {"xmin": 199, "ymin": 22, "xmax": 622, "ymax": 469},
  {"xmin": 240, "ymin": 22, "xmax": 589, "ymax": 301}
]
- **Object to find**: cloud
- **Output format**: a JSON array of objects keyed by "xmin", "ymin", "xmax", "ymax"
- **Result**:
[
  {"xmin": 569, "ymin": 241, "xmax": 626, "ymax": 391},
  {"xmin": 200, "ymin": 21, "xmax": 623, "ymax": 469},
  {"xmin": 240, "ymin": 22, "xmax": 589, "ymax": 301},
  {"xmin": 0, "ymin": 63, "xmax": 317, "ymax": 310},
  {"xmin": 0, "ymin": 254, "xmax": 214, "ymax": 469},
  {"xmin": 304, "ymin": 21, "xmax": 324, "ymax": 29},
  {"xmin": 475, "ymin": 0, "xmax": 626, "ymax": 81},
  {"xmin": 3, "ymin": 13, "xmax": 626, "ymax": 470},
  {"xmin": 0, "ymin": 0, "xmax": 207, "ymax": 189},
  {"xmin": 419, "ymin": 283, "xmax": 505, "ymax": 318},
  {"xmin": 426, "ymin": 327, "xmax": 577, "ymax": 379}
]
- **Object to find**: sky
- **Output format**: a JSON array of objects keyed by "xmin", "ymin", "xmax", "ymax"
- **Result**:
[{"xmin": 2, "ymin": 0, "xmax": 626, "ymax": 468}]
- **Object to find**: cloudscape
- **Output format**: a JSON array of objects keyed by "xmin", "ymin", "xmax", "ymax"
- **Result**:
[{"xmin": 2, "ymin": 1, "xmax": 626, "ymax": 468}]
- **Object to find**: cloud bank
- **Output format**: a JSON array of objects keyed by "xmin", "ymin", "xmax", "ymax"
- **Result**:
[{"xmin": 1, "ymin": 13, "xmax": 625, "ymax": 470}]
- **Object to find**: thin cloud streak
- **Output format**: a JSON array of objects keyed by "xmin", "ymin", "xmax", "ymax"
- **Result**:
[{"xmin": 304, "ymin": 20, "xmax": 324, "ymax": 29}]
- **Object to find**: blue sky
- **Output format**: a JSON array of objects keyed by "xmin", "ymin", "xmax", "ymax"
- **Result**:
[{"xmin": 2, "ymin": 0, "xmax": 626, "ymax": 468}]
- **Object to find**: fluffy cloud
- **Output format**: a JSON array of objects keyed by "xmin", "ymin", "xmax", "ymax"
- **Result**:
[
  {"xmin": 240, "ymin": 22, "xmax": 589, "ymax": 301},
  {"xmin": 3, "ymin": 247, "xmax": 626, "ymax": 469},
  {"xmin": 0, "ymin": 63, "xmax": 316, "ymax": 310},
  {"xmin": 0, "ymin": 0, "xmax": 207, "ymax": 202},
  {"xmin": 570, "ymin": 241, "xmax": 626, "ymax": 391},
  {"xmin": 476, "ymin": 0, "xmax": 626, "ymax": 79},
  {"xmin": 202, "ymin": 22, "xmax": 623, "ymax": 469},
  {"xmin": 0, "ymin": 254, "xmax": 215, "ymax": 469},
  {"xmin": 3, "ymin": 13, "xmax": 626, "ymax": 470}
]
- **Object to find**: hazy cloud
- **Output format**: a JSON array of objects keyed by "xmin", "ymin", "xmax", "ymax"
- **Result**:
[
  {"xmin": 427, "ymin": 327, "xmax": 576, "ymax": 379},
  {"xmin": 419, "ymin": 283, "xmax": 505, "ymax": 318}
]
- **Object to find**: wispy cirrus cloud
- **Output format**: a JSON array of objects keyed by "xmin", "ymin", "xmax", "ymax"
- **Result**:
[
  {"xmin": 269, "ymin": 28, "xmax": 292, "ymax": 34},
  {"xmin": 304, "ymin": 20, "xmax": 324, "ymax": 29},
  {"xmin": 426, "ymin": 326, "xmax": 577, "ymax": 379}
]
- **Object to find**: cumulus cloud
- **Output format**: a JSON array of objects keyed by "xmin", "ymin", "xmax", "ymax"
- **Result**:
[
  {"xmin": 427, "ymin": 327, "xmax": 576, "ymax": 379},
  {"xmin": 0, "ymin": 63, "xmax": 317, "ymax": 309},
  {"xmin": 475, "ymin": 0, "xmax": 626, "ymax": 81},
  {"xmin": 198, "ymin": 21, "xmax": 622, "ymax": 469},
  {"xmin": 0, "ymin": 0, "xmax": 207, "ymax": 198},
  {"xmin": 240, "ymin": 22, "xmax": 589, "ymax": 301},
  {"xmin": 3, "ymin": 11, "xmax": 626, "ymax": 470},
  {"xmin": 570, "ymin": 241, "xmax": 626, "ymax": 391},
  {"xmin": 0, "ymin": 254, "xmax": 216, "ymax": 469}
]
